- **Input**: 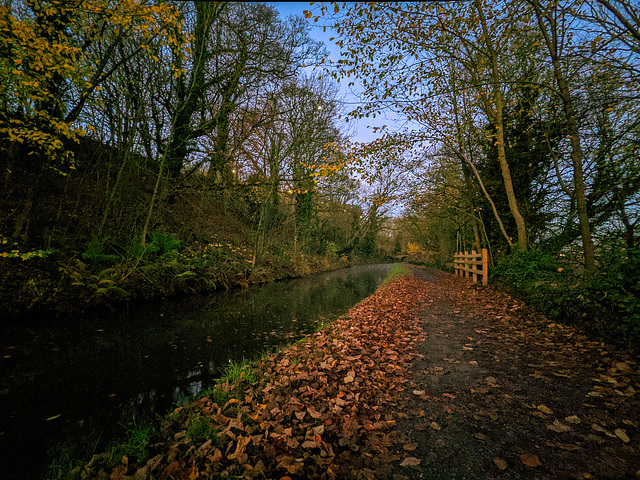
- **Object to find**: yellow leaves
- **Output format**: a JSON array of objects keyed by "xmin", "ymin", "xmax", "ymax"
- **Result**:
[{"xmin": 537, "ymin": 404, "xmax": 553, "ymax": 415}]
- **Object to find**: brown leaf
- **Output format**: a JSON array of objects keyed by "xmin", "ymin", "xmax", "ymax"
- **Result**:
[
  {"xmin": 228, "ymin": 436, "xmax": 251, "ymax": 460},
  {"xmin": 546, "ymin": 442, "xmax": 581, "ymax": 451},
  {"xmin": 564, "ymin": 415, "xmax": 581, "ymax": 424},
  {"xmin": 430, "ymin": 421, "xmax": 441, "ymax": 430},
  {"xmin": 547, "ymin": 420, "xmax": 571, "ymax": 433},
  {"xmin": 399, "ymin": 457, "xmax": 422, "ymax": 466},
  {"xmin": 206, "ymin": 448, "xmax": 223, "ymax": 462},
  {"xmin": 615, "ymin": 362, "xmax": 633, "ymax": 374},
  {"xmin": 403, "ymin": 442, "xmax": 418, "ymax": 451},
  {"xmin": 615, "ymin": 428, "xmax": 630, "ymax": 443},
  {"xmin": 307, "ymin": 406, "xmax": 322, "ymax": 419},
  {"xmin": 521, "ymin": 453, "xmax": 542, "ymax": 467},
  {"xmin": 493, "ymin": 458, "xmax": 508, "ymax": 470}
]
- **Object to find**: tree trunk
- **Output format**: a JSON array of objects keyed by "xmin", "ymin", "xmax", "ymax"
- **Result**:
[
  {"xmin": 531, "ymin": 0, "xmax": 596, "ymax": 274},
  {"xmin": 475, "ymin": 0, "xmax": 527, "ymax": 251},
  {"xmin": 459, "ymin": 150, "xmax": 513, "ymax": 249}
]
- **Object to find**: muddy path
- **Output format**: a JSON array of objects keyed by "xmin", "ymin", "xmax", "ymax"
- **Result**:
[
  {"xmin": 65, "ymin": 269, "xmax": 639, "ymax": 480},
  {"xmin": 394, "ymin": 268, "xmax": 640, "ymax": 480}
]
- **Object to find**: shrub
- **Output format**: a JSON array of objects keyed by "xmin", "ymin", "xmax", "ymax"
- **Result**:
[
  {"xmin": 491, "ymin": 247, "xmax": 640, "ymax": 351},
  {"xmin": 82, "ymin": 236, "xmax": 118, "ymax": 263}
]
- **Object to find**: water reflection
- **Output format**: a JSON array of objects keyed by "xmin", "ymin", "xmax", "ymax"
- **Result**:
[{"xmin": 0, "ymin": 263, "xmax": 391, "ymax": 480}]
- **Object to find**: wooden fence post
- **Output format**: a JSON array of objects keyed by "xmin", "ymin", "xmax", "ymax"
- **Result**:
[
  {"xmin": 482, "ymin": 248, "xmax": 488, "ymax": 286},
  {"xmin": 472, "ymin": 250, "xmax": 477, "ymax": 284}
]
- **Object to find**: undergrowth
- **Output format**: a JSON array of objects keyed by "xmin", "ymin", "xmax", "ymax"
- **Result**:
[{"xmin": 491, "ymin": 246, "xmax": 640, "ymax": 352}]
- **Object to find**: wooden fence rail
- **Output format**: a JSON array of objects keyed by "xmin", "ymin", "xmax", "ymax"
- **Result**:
[{"xmin": 454, "ymin": 248, "xmax": 489, "ymax": 286}]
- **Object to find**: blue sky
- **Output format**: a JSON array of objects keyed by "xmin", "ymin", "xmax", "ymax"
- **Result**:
[{"xmin": 272, "ymin": 2, "xmax": 403, "ymax": 144}]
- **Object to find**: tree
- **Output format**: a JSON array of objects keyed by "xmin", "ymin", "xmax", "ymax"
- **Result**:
[
  {"xmin": 309, "ymin": 1, "xmax": 535, "ymax": 250},
  {"xmin": 0, "ymin": 0, "xmax": 183, "ymax": 241},
  {"xmin": 529, "ymin": 0, "xmax": 597, "ymax": 273}
]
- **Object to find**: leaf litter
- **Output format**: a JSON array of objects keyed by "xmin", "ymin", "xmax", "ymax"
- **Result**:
[{"xmin": 68, "ymin": 269, "xmax": 640, "ymax": 479}]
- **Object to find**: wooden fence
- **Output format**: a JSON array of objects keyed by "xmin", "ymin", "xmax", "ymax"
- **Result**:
[{"xmin": 454, "ymin": 248, "xmax": 489, "ymax": 286}]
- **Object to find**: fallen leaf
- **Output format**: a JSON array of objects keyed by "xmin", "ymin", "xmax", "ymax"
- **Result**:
[
  {"xmin": 521, "ymin": 453, "xmax": 542, "ymax": 467},
  {"xmin": 403, "ymin": 443, "xmax": 418, "ymax": 451},
  {"xmin": 469, "ymin": 361, "xmax": 478, "ymax": 366},
  {"xmin": 537, "ymin": 405, "xmax": 553, "ymax": 415},
  {"xmin": 615, "ymin": 362, "xmax": 633, "ymax": 374},
  {"xmin": 400, "ymin": 457, "xmax": 422, "ymax": 467},
  {"xmin": 615, "ymin": 428, "xmax": 630, "ymax": 443},
  {"xmin": 307, "ymin": 406, "xmax": 322, "ymax": 419},
  {"xmin": 413, "ymin": 390, "xmax": 425, "ymax": 396},
  {"xmin": 565, "ymin": 415, "xmax": 581, "ymax": 424},
  {"xmin": 546, "ymin": 442, "xmax": 581, "ymax": 451},
  {"xmin": 344, "ymin": 375, "xmax": 354, "ymax": 383},
  {"xmin": 547, "ymin": 420, "xmax": 571, "ymax": 432},
  {"xmin": 430, "ymin": 421, "xmax": 441, "ymax": 430},
  {"xmin": 474, "ymin": 433, "xmax": 487, "ymax": 440},
  {"xmin": 494, "ymin": 458, "xmax": 508, "ymax": 470},
  {"xmin": 189, "ymin": 466, "xmax": 199, "ymax": 480},
  {"xmin": 485, "ymin": 376, "xmax": 497, "ymax": 385}
]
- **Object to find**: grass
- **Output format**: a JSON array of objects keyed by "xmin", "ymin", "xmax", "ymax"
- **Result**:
[
  {"xmin": 383, "ymin": 263, "xmax": 412, "ymax": 284},
  {"xmin": 45, "ymin": 420, "xmax": 153, "ymax": 480},
  {"xmin": 185, "ymin": 417, "xmax": 220, "ymax": 446},
  {"xmin": 108, "ymin": 421, "xmax": 153, "ymax": 464},
  {"xmin": 198, "ymin": 358, "xmax": 256, "ymax": 406},
  {"xmin": 221, "ymin": 358, "xmax": 256, "ymax": 383}
]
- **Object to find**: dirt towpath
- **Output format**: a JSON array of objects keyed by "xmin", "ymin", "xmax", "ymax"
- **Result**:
[
  {"xmin": 395, "ymin": 268, "xmax": 640, "ymax": 480},
  {"xmin": 76, "ymin": 269, "xmax": 640, "ymax": 480}
]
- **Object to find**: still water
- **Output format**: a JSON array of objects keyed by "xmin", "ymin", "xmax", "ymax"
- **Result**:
[{"xmin": 0, "ymin": 263, "xmax": 392, "ymax": 479}]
